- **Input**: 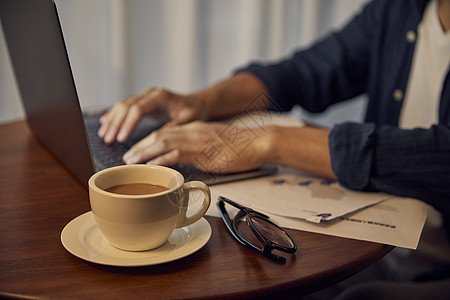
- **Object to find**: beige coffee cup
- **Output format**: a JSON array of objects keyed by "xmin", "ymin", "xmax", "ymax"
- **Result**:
[{"xmin": 88, "ymin": 164, "xmax": 211, "ymax": 251}]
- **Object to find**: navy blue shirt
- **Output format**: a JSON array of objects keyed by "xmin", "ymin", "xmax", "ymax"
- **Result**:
[{"xmin": 239, "ymin": 0, "xmax": 450, "ymax": 213}]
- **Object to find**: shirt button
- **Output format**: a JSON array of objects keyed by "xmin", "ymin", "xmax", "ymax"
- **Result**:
[
  {"xmin": 406, "ymin": 30, "xmax": 416, "ymax": 43},
  {"xmin": 393, "ymin": 89, "xmax": 403, "ymax": 101}
]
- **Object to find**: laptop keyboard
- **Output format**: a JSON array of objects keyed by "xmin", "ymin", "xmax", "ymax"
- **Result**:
[
  {"xmin": 83, "ymin": 113, "xmax": 161, "ymax": 169},
  {"xmin": 87, "ymin": 131, "xmax": 132, "ymax": 168}
]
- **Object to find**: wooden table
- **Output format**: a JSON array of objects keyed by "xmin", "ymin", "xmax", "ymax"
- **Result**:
[{"xmin": 0, "ymin": 120, "xmax": 392, "ymax": 299}]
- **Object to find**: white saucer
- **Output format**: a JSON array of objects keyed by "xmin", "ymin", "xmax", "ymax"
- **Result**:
[{"xmin": 61, "ymin": 211, "xmax": 212, "ymax": 267}]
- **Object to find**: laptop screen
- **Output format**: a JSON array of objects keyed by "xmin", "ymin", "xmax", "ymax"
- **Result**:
[{"xmin": 0, "ymin": 0, "xmax": 95, "ymax": 188}]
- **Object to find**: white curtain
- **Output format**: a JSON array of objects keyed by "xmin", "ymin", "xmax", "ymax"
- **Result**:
[{"xmin": 0, "ymin": 0, "xmax": 368, "ymax": 124}]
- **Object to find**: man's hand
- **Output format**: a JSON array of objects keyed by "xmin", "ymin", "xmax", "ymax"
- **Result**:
[
  {"xmin": 122, "ymin": 121, "xmax": 269, "ymax": 174},
  {"xmin": 98, "ymin": 88, "xmax": 206, "ymax": 144}
]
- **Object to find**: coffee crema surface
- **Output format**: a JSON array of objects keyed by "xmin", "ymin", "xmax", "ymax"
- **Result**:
[{"xmin": 105, "ymin": 183, "xmax": 169, "ymax": 195}]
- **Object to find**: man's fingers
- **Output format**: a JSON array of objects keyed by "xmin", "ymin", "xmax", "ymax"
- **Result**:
[
  {"xmin": 122, "ymin": 129, "xmax": 174, "ymax": 164},
  {"xmin": 146, "ymin": 149, "xmax": 181, "ymax": 166},
  {"xmin": 98, "ymin": 89, "xmax": 161, "ymax": 143},
  {"xmin": 101, "ymin": 108, "xmax": 128, "ymax": 144}
]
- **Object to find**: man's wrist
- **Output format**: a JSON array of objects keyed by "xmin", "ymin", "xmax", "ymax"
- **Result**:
[
  {"xmin": 256, "ymin": 125, "xmax": 281, "ymax": 166},
  {"xmin": 189, "ymin": 88, "xmax": 216, "ymax": 121}
]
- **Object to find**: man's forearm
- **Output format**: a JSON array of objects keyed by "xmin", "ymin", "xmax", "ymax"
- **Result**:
[
  {"xmin": 192, "ymin": 72, "xmax": 270, "ymax": 120},
  {"xmin": 263, "ymin": 126, "xmax": 336, "ymax": 179}
]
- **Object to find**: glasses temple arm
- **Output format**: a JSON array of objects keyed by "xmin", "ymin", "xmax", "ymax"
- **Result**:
[
  {"xmin": 217, "ymin": 201, "xmax": 248, "ymax": 247},
  {"xmin": 218, "ymin": 196, "xmax": 270, "ymax": 219}
]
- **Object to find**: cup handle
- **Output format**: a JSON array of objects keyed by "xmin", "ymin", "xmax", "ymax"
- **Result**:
[{"xmin": 176, "ymin": 181, "xmax": 211, "ymax": 228}]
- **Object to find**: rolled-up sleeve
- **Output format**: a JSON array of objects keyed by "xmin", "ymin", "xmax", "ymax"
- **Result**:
[
  {"xmin": 330, "ymin": 122, "xmax": 450, "ymax": 212},
  {"xmin": 329, "ymin": 122, "xmax": 376, "ymax": 190}
]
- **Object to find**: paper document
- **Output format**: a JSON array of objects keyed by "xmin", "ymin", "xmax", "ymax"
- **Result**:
[
  {"xmin": 265, "ymin": 197, "xmax": 427, "ymax": 249},
  {"xmin": 210, "ymin": 172, "xmax": 390, "ymax": 223},
  {"xmin": 207, "ymin": 171, "xmax": 428, "ymax": 249}
]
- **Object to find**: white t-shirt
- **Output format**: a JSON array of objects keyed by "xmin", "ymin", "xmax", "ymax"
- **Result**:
[
  {"xmin": 399, "ymin": 0, "xmax": 450, "ymax": 129},
  {"xmin": 389, "ymin": 0, "xmax": 450, "ymax": 280}
]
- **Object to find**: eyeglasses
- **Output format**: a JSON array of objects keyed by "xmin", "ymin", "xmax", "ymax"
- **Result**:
[{"xmin": 217, "ymin": 196, "xmax": 297, "ymax": 263}]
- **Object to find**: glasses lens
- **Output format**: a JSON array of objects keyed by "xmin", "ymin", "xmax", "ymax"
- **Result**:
[
  {"xmin": 250, "ymin": 216, "xmax": 294, "ymax": 248},
  {"xmin": 236, "ymin": 220, "xmax": 264, "ymax": 249}
]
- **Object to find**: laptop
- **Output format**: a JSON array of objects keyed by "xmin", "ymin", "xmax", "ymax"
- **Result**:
[{"xmin": 0, "ymin": 0, "xmax": 277, "ymax": 188}]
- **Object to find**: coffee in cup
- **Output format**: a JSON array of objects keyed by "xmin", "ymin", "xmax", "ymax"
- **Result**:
[
  {"xmin": 105, "ymin": 183, "xmax": 169, "ymax": 195},
  {"xmin": 88, "ymin": 164, "xmax": 211, "ymax": 251}
]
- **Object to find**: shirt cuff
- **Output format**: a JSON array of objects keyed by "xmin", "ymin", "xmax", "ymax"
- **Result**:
[{"xmin": 329, "ymin": 122, "xmax": 376, "ymax": 190}]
